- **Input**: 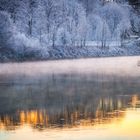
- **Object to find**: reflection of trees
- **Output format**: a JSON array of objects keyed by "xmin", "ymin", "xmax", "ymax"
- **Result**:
[
  {"xmin": 128, "ymin": 95, "xmax": 140, "ymax": 108},
  {"xmin": 0, "ymin": 74, "xmax": 140, "ymax": 130},
  {"xmin": 0, "ymin": 95, "xmax": 139, "ymax": 130},
  {"xmin": 0, "ymin": 106, "xmax": 125, "ymax": 130}
]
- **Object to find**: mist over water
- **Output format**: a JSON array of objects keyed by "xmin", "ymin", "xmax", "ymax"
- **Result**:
[
  {"xmin": 0, "ymin": 56, "xmax": 140, "ymax": 76},
  {"xmin": 0, "ymin": 56, "xmax": 140, "ymax": 140}
]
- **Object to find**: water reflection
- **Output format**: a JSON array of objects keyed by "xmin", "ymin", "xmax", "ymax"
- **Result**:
[
  {"xmin": 0, "ymin": 73, "xmax": 140, "ymax": 131},
  {"xmin": 0, "ymin": 57, "xmax": 140, "ymax": 140}
]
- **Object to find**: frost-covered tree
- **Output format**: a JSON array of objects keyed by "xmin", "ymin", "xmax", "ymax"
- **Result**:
[
  {"xmin": 49, "ymin": 0, "xmax": 88, "ymax": 47},
  {"xmin": 37, "ymin": 0, "xmax": 64, "ymax": 46},
  {"xmin": 79, "ymin": 0, "xmax": 102, "ymax": 13},
  {"xmin": 129, "ymin": 8, "xmax": 140, "ymax": 36},
  {"xmin": 15, "ymin": 0, "xmax": 38, "ymax": 36},
  {"xmin": 0, "ymin": 11, "xmax": 14, "ymax": 49},
  {"xmin": 0, "ymin": 0, "xmax": 139, "ymax": 60},
  {"xmin": 98, "ymin": 2, "xmax": 131, "ymax": 41},
  {"xmin": 61, "ymin": 0, "xmax": 87, "ymax": 46},
  {"xmin": 88, "ymin": 14, "xmax": 111, "ymax": 43}
]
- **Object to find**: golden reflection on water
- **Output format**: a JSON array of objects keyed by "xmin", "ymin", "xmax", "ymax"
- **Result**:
[
  {"xmin": 1, "ymin": 94, "xmax": 140, "ymax": 130},
  {"xmin": 1, "ymin": 109, "xmax": 140, "ymax": 140},
  {"xmin": 0, "ymin": 110, "xmax": 125, "ymax": 130},
  {"xmin": 0, "ymin": 95, "xmax": 140, "ymax": 140}
]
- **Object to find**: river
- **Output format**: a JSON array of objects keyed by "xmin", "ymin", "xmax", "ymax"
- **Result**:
[{"xmin": 0, "ymin": 56, "xmax": 140, "ymax": 140}]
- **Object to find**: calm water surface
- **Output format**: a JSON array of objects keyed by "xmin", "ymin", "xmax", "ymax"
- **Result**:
[{"xmin": 0, "ymin": 56, "xmax": 140, "ymax": 140}]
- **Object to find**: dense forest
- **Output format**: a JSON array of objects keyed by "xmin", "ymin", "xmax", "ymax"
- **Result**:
[{"xmin": 0, "ymin": 0, "xmax": 140, "ymax": 61}]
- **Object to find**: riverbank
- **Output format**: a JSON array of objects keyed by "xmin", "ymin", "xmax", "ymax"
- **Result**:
[{"xmin": 0, "ymin": 39, "xmax": 140, "ymax": 63}]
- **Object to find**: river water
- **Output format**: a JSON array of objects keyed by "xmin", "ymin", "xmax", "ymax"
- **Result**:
[{"xmin": 0, "ymin": 56, "xmax": 140, "ymax": 140}]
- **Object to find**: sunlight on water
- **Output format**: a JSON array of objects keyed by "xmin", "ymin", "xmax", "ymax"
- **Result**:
[
  {"xmin": 0, "ymin": 108, "xmax": 140, "ymax": 140},
  {"xmin": 0, "ymin": 56, "xmax": 140, "ymax": 140}
]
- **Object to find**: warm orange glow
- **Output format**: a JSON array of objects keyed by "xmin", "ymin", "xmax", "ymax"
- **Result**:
[
  {"xmin": 0, "ymin": 108, "xmax": 125, "ymax": 130},
  {"xmin": 0, "ymin": 95, "xmax": 140, "ymax": 140},
  {"xmin": 1, "ymin": 109, "xmax": 139, "ymax": 140},
  {"xmin": 19, "ymin": 110, "xmax": 49, "ymax": 127}
]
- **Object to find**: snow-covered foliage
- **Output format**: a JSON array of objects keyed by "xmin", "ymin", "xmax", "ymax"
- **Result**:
[
  {"xmin": 88, "ymin": 14, "xmax": 111, "ymax": 48},
  {"xmin": 98, "ymin": 2, "xmax": 131, "ymax": 40},
  {"xmin": 0, "ymin": 11, "xmax": 14, "ymax": 48},
  {"xmin": 0, "ymin": 0, "xmax": 139, "ymax": 61},
  {"xmin": 130, "ymin": 9, "xmax": 140, "ymax": 36}
]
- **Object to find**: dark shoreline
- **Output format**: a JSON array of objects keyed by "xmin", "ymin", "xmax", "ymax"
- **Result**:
[{"xmin": 0, "ymin": 54, "xmax": 140, "ymax": 64}]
